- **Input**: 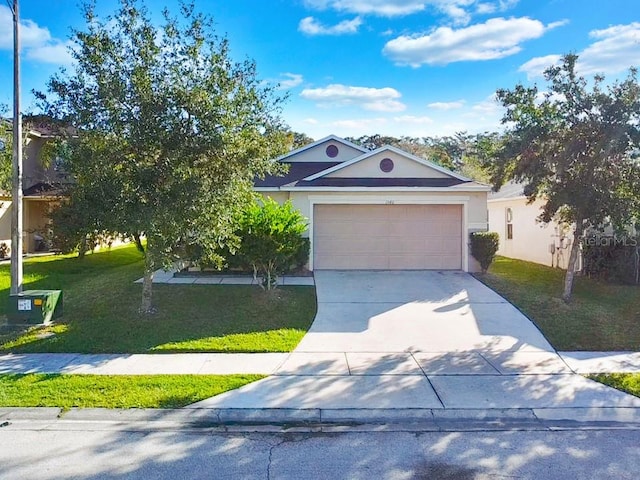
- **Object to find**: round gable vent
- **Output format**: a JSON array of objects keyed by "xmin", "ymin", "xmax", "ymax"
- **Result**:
[
  {"xmin": 326, "ymin": 144, "xmax": 339, "ymax": 158},
  {"xmin": 380, "ymin": 157, "xmax": 394, "ymax": 173}
]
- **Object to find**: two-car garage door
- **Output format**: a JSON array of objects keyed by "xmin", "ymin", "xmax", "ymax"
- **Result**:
[{"xmin": 313, "ymin": 204, "xmax": 463, "ymax": 270}]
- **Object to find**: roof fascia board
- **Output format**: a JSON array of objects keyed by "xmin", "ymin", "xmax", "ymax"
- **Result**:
[
  {"xmin": 276, "ymin": 134, "xmax": 368, "ymax": 161},
  {"xmin": 274, "ymin": 185, "xmax": 491, "ymax": 192},
  {"xmin": 303, "ymin": 144, "xmax": 472, "ymax": 182}
]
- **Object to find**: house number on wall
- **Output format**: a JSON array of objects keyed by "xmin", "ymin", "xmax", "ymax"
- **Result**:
[{"xmin": 385, "ymin": 200, "xmax": 395, "ymax": 204}]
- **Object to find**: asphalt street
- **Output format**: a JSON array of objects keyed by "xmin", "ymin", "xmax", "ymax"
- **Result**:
[{"xmin": 1, "ymin": 422, "xmax": 639, "ymax": 479}]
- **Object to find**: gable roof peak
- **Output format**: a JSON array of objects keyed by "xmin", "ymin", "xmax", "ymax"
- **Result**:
[
  {"xmin": 277, "ymin": 134, "xmax": 368, "ymax": 161},
  {"xmin": 303, "ymin": 142, "xmax": 472, "ymax": 182}
]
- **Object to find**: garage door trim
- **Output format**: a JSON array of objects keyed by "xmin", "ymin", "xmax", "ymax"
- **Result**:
[{"xmin": 307, "ymin": 195, "xmax": 469, "ymax": 272}]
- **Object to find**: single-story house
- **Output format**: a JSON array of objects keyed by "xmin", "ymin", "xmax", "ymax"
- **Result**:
[
  {"xmin": 255, "ymin": 135, "xmax": 490, "ymax": 272},
  {"xmin": 487, "ymin": 181, "xmax": 578, "ymax": 269}
]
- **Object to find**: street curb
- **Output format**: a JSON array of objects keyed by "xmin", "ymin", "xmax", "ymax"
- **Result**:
[{"xmin": 2, "ymin": 407, "xmax": 640, "ymax": 431}]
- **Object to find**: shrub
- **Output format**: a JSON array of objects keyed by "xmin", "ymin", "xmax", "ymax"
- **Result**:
[
  {"xmin": 292, "ymin": 237, "xmax": 310, "ymax": 271},
  {"xmin": 0, "ymin": 242, "xmax": 9, "ymax": 258},
  {"xmin": 582, "ymin": 234, "xmax": 640, "ymax": 285},
  {"xmin": 237, "ymin": 198, "xmax": 308, "ymax": 290},
  {"xmin": 470, "ymin": 231, "xmax": 500, "ymax": 273}
]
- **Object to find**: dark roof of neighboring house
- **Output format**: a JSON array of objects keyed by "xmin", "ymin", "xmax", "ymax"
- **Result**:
[
  {"xmin": 0, "ymin": 116, "xmax": 76, "ymax": 138},
  {"xmin": 255, "ymin": 162, "xmax": 341, "ymax": 187},
  {"xmin": 296, "ymin": 177, "xmax": 467, "ymax": 188},
  {"xmin": 23, "ymin": 182, "xmax": 68, "ymax": 197},
  {"xmin": 488, "ymin": 181, "xmax": 525, "ymax": 200}
]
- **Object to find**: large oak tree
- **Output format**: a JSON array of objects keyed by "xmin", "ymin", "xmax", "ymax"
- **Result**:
[
  {"xmin": 38, "ymin": 0, "xmax": 288, "ymax": 313},
  {"xmin": 491, "ymin": 54, "xmax": 640, "ymax": 301}
]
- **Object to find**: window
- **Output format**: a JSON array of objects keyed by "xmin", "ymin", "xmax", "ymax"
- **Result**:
[
  {"xmin": 325, "ymin": 144, "xmax": 339, "ymax": 158},
  {"xmin": 506, "ymin": 208, "xmax": 513, "ymax": 240},
  {"xmin": 379, "ymin": 158, "xmax": 394, "ymax": 172}
]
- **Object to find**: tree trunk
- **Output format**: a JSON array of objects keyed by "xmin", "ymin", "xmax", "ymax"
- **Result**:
[
  {"xmin": 78, "ymin": 235, "xmax": 88, "ymax": 259},
  {"xmin": 562, "ymin": 221, "xmax": 583, "ymax": 303},
  {"xmin": 140, "ymin": 250, "xmax": 155, "ymax": 314}
]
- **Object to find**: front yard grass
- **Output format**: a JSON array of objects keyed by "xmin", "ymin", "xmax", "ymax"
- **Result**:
[
  {"xmin": 0, "ymin": 374, "xmax": 263, "ymax": 408},
  {"xmin": 476, "ymin": 256, "xmax": 640, "ymax": 351},
  {"xmin": 589, "ymin": 373, "xmax": 640, "ymax": 399},
  {"xmin": 0, "ymin": 244, "xmax": 317, "ymax": 353}
]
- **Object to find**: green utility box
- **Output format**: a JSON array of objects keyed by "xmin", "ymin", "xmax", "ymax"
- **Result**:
[{"xmin": 7, "ymin": 290, "xmax": 63, "ymax": 325}]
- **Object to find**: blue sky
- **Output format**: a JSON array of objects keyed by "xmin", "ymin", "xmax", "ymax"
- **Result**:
[{"xmin": 1, "ymin": 0, "xmax": 639, "ymax": 139}]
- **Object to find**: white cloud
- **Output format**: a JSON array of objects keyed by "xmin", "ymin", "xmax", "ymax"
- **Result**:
[
  {"xmin": 303, "ymin": 1, "xmax": 519, "ymax": 25},
  {"xmin": 300, "ymin": 84, "xmax": 406, "ymax": 112},
  {"xmin": 383, "ymin": 17, "xmax": 560, "ymax": 67},
  {"xmin": 303, "ymin": 118, "xmax": 319, "ymax": 124},
  {"xmin": 439, "ymin": 2, "xmax": 474, "ymax": 26},
  {"xmin": 393, "ymin": 115, "xmax": 433, "ymax": 124},
  {"xmin": 580, "ymin": 23, "xmax": 640, "ymax": 75},
  {"xmin": 298, "ymin": 16, "xmax": 362, "ymax": 35},
  {"xmin": 472, "ymin": 94, "xmax": 500, "ymax": 114},
  {"xmin": 534, "ymin": 91, "xmax": 566, "ymax": 105},
  {"xmin": 26, "ymin": 41, "xmax": 74, "ymax": 65},
  {"xmin": 382, "ymin": 17, "xmax": 557, "ymax": 67},
  {"xmin": 462, "ymin": 94, "xmax": 504, "ymax": 126},
  {"xmin": 288, "ymin": 92, "xmax": 508, "ymax": 138},
  {"xmin": 518, "ymin": 54, "xmax": 561, "ymax": 79},
  {"xmin": 303, "ymin": 0, "xmax": 428, "ymax": 17},
  {"xmin": 331, "ymin": 117, "xmax": 388, "ymax": 130},
  {"xmin": 519, "ymin": 22, "xmax": 640, "ymax": 79},
  {"xmin": 0, "ymin": 5, "xmax": 73, "ymax": 65},
  {"xmin": 475, "ymin": 2, "xmax": 496, "ymax": 14},
  {"xmin": 277, "ymin": 73, "xmax": 304, "ymax": 90},
  {"xmin": 0, "ymin": 5, "xmax": 51, "ymax": 49},
  {"xmin": 427, "ymin": 100, "xmax": 466, "ymax": 110}
]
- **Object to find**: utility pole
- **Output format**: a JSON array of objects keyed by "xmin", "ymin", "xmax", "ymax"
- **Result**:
[{"xmin": 8, "ymin": 0, "xmax": 23, "ymax": 294}]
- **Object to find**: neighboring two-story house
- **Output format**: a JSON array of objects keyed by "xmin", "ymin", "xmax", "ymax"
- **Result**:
[{"xmin": 0, "ymin": 121, "xmax": 71, "ymax": 255}]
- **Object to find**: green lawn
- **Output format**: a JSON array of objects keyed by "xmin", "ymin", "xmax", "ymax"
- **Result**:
[
  {"xmin": 0, "ymin": 244, "xmax": 317, "ymax": 353},
  {"xmin": 476, "ymin": 256, "xmax": 640, "ymax": 351},
  {"xmin": 0, "ymin": 374, "xmax": 263, "ymax": 408},
  {"xmin": 589, "ymin": 373, "xmax": 640, "ymax": 398}
]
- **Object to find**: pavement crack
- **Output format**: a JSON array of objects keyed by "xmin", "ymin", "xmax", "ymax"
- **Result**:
[
  {"xmin": 266, "ymin": 438, "xmax": 287, "ymax": 480},
  {"xmin": 266, "ymin": 443, "xmax": 274, "ymax": 480},
  {"xmin": 344, "ymin": 352, "xmax": 352, "ymax": 375}
]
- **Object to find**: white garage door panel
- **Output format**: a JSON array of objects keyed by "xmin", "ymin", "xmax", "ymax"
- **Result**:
[{"xmin": 313, "ymin": 204, "xmax": 463, "ymax": 270}]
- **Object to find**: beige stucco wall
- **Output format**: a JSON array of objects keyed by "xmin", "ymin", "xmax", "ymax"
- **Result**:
[
  {"xmin": 488, "ymin": 197, "xmax": 573, "ymax": 268},
  {"xmin": 286, "ymin": 139, "xmax": 364, "ymax": 163},
  {"xmin": 327, "ymin": 151, "xmax": 449, "ymax": 179},
  {"xmin": 0, "ymin": 198, "xmax": 55, "ymax": 254},
  {"xmin": 261, "ymin": 192, "xmax": 290, "ymax": 205},
  {"xmin": 0, "ymin": 199, "xmax": 11, "ymax": 249},
  {"xmin": 24, "ymin": 200, "xmax": 52, "ymax": 253},
  {"xmin": 260, "ymin": 190, "xmax": 487, "ymax": 272}
]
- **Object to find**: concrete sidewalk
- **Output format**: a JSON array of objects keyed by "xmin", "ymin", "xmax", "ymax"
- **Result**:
[
  {"xmin": 0, "ymin": 353, "xmax": 288, "ymax": 375},
  {"xmin": 2, "ymin": 350, "xmax": 640, "ymax": 426},
  {"xmin": 134, "ymin": 269, "xmax": 315, "ymax": 285},
  {"xmin": 3, "ymin": 351, "xmax": 640, "ymax": 376}
]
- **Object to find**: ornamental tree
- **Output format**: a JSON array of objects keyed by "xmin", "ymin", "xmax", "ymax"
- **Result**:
[
  {"xmin": 37, "ymin": 0, "xmax": 289, "ymax": 313},
  {"xmin": 491, "ymin": 54, "xmax": 640, "ymax": 301}
]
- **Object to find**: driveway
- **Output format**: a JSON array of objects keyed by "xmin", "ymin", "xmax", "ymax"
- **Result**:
[
  {"xmin": 296, "ymin": 270, "xmax": 554, "ymax": 354},
  {"xmin": 191, "ymin": 271, "xmax": 640, "ymax": 411}
]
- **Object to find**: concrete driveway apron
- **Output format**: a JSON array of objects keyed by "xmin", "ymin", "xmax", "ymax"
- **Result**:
[{"xmin": 190, "ymin": 271, "xmax": 640, "ymax": 411}]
